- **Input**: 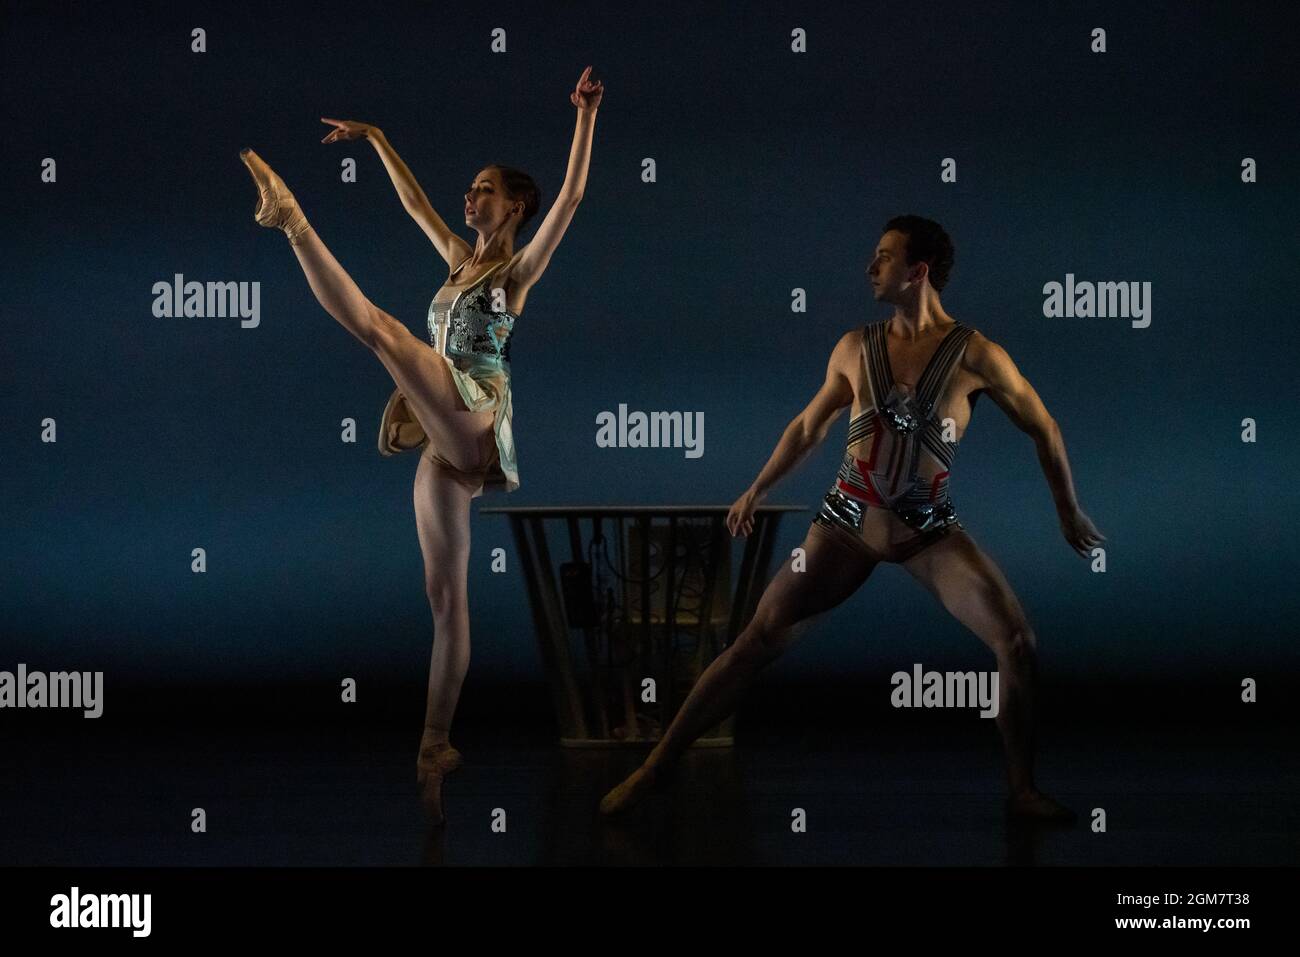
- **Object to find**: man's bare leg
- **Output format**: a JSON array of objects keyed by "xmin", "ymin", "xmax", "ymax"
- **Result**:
[
  {"xmin": 600, "ymin": 522, "xmax": 878, "ymax": 815},
  {"xmin": 901, "ymin": 529, "xmax": 1075, "ymax": 823}
]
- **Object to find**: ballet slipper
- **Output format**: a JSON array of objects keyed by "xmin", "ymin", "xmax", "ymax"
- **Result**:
[
  {"xmin": 598, "ymin": 764, "xmax": 660, "ymax": 817},
  {"xmin": 416, "ymin": 743, "xmax": 463, "ymax": 780},
  {"xmin": 239, "ymin": 148, "xmax": 312, "ymax": 245},
  {"xmin": 1005, "ymin": 789, "xmax": 1077, "ymax": 825}
]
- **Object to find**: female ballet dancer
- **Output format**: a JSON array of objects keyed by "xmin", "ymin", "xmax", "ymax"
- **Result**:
[{"xmin": 240, "ymin": 66, "xmax": 603, "ymax": 823}]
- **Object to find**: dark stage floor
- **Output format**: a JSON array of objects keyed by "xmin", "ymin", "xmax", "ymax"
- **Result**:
[{"xmin": 3, "ymin": 681, "xmax": 1296, "ymax": 867}]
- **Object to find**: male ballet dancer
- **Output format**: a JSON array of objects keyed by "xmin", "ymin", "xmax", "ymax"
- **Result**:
[{"xmin": 601, "ymin": 215, "xmax": 1101, "ymax": 822}]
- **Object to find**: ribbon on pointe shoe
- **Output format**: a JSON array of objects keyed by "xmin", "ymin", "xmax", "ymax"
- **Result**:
[{"xmin": 240, "ymin": 148, "xmax": 312, "ymax": 245}]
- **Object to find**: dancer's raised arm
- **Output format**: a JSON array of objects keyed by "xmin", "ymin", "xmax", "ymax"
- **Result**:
[
  {"xmin": 321, "ymin": 117, "xmax": 471, "ymax": 268},
  {"xmin": 510, "ymin": 67, "xmax": 603, "ymax": 290}
]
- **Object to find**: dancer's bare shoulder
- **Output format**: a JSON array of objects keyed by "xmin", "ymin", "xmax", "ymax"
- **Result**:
[
  {"xmin": 829, "ymin": 326, "xmax": 864, "ymax": 373},
  {"xmin": 442, "ymin": 238, "xmax": 474, "ymax": 275},
  {"xmin": 961, "ymin": 329, "xmax": 1017, "ymax": 391},
  {"xmin": 790, "ymin": 331, "xmax": 859, "ymax": 439},
  {"xmin": 959, "ymin": 328, "xmax": 1053, "ymax": 436}
]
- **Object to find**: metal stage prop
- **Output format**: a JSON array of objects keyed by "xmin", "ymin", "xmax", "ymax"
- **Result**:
[{"xmin": 479, "ymin": 506, "xmax": 805, "ymax": 747}]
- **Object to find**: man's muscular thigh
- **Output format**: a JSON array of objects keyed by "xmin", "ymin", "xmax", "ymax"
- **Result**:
[
  {"xmin": 745, "ymin": 522, "xmax": 878, "ymax": 640},
  {"xmin": 900, "ymin": 530, "xmax": 1031, "ymax": 647}
]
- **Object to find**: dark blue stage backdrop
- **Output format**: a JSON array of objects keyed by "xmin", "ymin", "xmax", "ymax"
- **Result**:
[{"xmin": 3, "ymin": 0, "xmax": 1297, "ymax": 690}]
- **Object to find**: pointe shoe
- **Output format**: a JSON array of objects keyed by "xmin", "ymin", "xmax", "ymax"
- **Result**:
[
  {"xmin": 599, "ymin": 764, "xmax": 660, "ymax": 817},
  {"xmin": 416, "ymin": 743, "xmax": 463, "ymax": 825},
  {"xmin": 416, "ymin": 743, "xmax": 463, "ymax": 781},
  {"xmin": 1005, "ymin": 790, "xmax": 1078, "ymax": 825},
  {"xmin": 239, "ymin": 148, "xmax": 312, "ymax": 245}
]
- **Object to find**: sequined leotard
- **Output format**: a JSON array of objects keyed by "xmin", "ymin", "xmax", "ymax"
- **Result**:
[
  {"xmin": 427, "ymin": 257, "xmax": 520, "ymax": 494},
  {"xmin": 813, "ymin": 319, "xmax": 977, "ymax": 555},
  {"xmin": 377, "ymin": 257, "xmax": 521, "ymax": 497}
]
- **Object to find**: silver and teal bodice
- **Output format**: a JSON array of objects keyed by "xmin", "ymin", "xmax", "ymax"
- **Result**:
[{"xmin": 427, "ymin": 266, "xmax": 518, "ymax": 370}]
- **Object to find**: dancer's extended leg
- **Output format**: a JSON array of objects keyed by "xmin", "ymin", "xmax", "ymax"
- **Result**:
[
  {"xmin": 900, "ymin": 530, "xmax": 1075, "ymax": 823},
  {"xmin": 411, "ymin": 452, "xmax": 475, "ymax": 823},
  {"xmin": 239, "ymin": 149, "xmax": 492, "ymax": 473},
  {"xmin": 600, "ymin": 522, "xmax": 878, "ymax": 815}
]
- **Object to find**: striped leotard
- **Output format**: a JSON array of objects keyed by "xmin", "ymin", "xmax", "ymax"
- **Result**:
[{"xmin": 815, "ymin": 319, "xmax": 977, "ymax": 543}]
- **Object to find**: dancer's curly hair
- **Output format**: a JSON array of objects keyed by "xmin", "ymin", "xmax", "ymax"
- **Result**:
[{"xmin": 883, "ymin": 215, "xmax": 955, "ymax": 292}]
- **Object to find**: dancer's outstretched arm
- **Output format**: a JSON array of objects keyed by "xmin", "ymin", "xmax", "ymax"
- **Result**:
[
  {"xmin": 727, "ymin": 331, "xmax": 858, "ymax": 537},
  {"xmin": 966, "ymin": 335, "xmax": 1105, "ymax": 555},
  {"xmin": 510, "ymin": 66, "xmax": 604, "ymax": 292},
  {"xmin": 320, "ymin": 117, "xmax": 470, "ymax": 268}
]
